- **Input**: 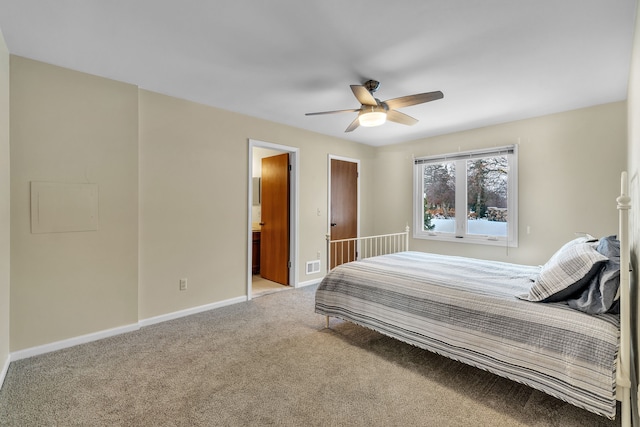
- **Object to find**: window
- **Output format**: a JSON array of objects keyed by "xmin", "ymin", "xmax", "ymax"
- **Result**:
[{"xmin": 413, "ymin": 145, "xmax": 518, "ymax": 247}]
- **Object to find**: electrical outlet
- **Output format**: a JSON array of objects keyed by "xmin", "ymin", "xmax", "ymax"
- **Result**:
[
  {"xmin": 179, "ymin": 278, "xmax": 187, "ymax": 291},
  {"xmin": 317, "ymin": 251, "xmax": 321, "ymax": 259}
]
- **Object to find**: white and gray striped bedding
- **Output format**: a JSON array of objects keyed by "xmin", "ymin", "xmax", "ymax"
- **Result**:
[{"xmin": 315, "ymin": 251, "xmax": 620, "ymax": 418}]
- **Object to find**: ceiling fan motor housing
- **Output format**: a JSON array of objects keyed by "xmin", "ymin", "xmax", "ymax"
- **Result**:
[{"xmin": 364, "ymin": 79, "xmax": 380, "ymax": 93}]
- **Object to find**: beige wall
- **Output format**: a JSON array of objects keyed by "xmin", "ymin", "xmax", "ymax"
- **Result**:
[
  {"xmin": 10, "ymin": 57, "xmax": 139, "ymax": 351},
  {"xmin": 4, "ymin": 52, "xmax": 631, "ymax": 354},
  {"xmin": 0, "ymin": 30, "xmax": 10, "ymax": 374},
  {"xmin": 627, "ymin": 0, "xmax": 639, "ymax": 398},
  {"xmin": 7, "ymin": 57, "xmax": 376, "ymax": 350},
  {"xmin": 628, "ymin": 1, "xmax": 639, "ymax": 290},
  {"xmin": 373, "ymin": 102, "xmax": 627, "ymax": 265},
  {"xmin": 138, "ymin": 89, "xmax": 376, "ymax": 319}
]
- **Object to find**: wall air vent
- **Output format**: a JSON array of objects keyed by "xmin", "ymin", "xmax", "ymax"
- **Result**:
[{"xmin": 306, "ymin": 260, "xmax": 321, "ymax": 275}]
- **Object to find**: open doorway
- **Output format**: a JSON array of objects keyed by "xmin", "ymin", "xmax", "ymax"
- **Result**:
[{"xmin": 247, "ymin": 140, "xmax": 299, "ymax": 299}]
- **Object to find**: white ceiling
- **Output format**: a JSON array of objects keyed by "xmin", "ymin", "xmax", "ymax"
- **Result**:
[{"xmin": 0, "ymin": 1, "xmax": 636, "ymax": 146}]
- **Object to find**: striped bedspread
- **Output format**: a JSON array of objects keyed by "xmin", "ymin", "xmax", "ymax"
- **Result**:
[{"xmin": 315, "ymin": 251, "xmax": 620, "ymax": 418}]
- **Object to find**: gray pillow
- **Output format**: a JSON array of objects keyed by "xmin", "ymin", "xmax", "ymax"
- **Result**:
[
  {"xmin": 520, "ymin": 240, "xmax": 608, "ymax": 302},
  {"xmin": 566, "ymin": 236, "xmax": 620, "ymax": 314}
]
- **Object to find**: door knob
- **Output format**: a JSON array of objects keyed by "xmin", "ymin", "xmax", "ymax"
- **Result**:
[
  {"xmin": 331, "ymin": 223, "xmax": 337, "ymax": 227},
  {"xmin": 259, "ymin": 222, "xmax": 265, "ymax": 226}
]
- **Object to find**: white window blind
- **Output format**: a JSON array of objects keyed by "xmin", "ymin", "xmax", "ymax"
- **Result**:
[{"xmin": 414, "ymin": 145, "xmax": 515, "ymax": 165}]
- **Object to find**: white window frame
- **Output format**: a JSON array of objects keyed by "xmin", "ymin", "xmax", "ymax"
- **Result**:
[{"xmin": 413, "ymin": 145, "xmax": 518, "ymax": 247}]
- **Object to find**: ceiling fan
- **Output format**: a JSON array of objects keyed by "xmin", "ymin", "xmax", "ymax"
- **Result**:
[{"xmin": 305, "ymin": 79, "xmax": 444, "ymax": 132}]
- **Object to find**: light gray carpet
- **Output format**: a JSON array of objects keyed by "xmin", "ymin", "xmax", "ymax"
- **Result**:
[{"xmin": 0, "ymin": 285, "xmax": 620, "ymax": 426}]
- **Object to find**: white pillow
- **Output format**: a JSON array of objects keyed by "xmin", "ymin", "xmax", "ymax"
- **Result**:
[{"xmin": 520, "ymin": 240, "xmax": 607, "ymax": 302}]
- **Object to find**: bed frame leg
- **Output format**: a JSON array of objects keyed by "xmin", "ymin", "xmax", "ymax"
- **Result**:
[{"xmin": 325, "ymin": 316, "xmax": 330, "ymax": 329}]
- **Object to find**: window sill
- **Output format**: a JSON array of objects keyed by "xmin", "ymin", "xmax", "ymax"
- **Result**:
[{"xmin": 413, "ymin": 232, "xmax": 518, "ymax": 248}]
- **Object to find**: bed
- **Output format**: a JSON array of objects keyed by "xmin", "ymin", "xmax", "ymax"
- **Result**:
[{"xmin": 315, "ymin": 172, "xmax": 632, "ymax": 425}]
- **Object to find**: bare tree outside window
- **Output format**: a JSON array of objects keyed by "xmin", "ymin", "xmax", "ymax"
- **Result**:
[
  {"xmin": 466, "ymin": 156, "xmax": 508, "ymax": 236},
  {"xmin": 423, "ymin": 162, "xmax": 455, "ymax": 232}
]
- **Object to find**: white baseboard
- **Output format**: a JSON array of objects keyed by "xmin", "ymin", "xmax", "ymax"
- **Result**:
[
  {"xmin": 10, "ymin": 323, "xmax": 140, "ymax": 362},
  {"xmin": 297, "ymin": 278, "xmax": 323, "ymax": 288},
  {"xmin": 8, "ymin": 294, "xmax": 249, "ymax": 363},
  {"xmin": 138, "ymin": 295, "xmax": 247, "ymax": 328},
  {"xmin": 0, "ymin": 354, "xmax": 9, "ymax": 390}
]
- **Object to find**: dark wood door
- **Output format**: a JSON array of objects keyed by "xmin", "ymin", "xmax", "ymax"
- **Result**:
[
  {"xmin": 330, "ymin": 159, "xmax": 358, "ymax": 268},
  {"xmin": 260, "ymin": 153, "xmax": 289, "ymax": 285}
]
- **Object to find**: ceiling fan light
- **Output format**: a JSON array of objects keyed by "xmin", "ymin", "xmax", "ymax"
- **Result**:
[{"xmin": 358, "ymin": 110, "xmax": 387, "ymax": 127}]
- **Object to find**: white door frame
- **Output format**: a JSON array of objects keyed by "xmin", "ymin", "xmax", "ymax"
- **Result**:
[
  {"xmin": 247, "ymin": 139, "xmax": 299, "ymax": 299},
  {"xmin": 327, "ymin": 154, "xmax": 361, "ymax": 243}
]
